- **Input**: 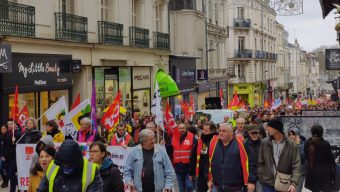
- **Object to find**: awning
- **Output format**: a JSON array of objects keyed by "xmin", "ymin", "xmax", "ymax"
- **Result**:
[{"xmin": 155, "ymin": 69, "xmax": 180, "ymax": 97}]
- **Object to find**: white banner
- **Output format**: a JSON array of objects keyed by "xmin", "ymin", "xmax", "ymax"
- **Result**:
[{"xmin": 16, "ymin": 143, "xmax": 130, "ymax": 190}]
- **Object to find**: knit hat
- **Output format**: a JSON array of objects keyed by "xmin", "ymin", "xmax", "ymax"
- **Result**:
[
  {"xmin": 267, "ymin": 118, "xmax": 284, "ymax": 133},
  {"xmin": 246, "ymin": 125, "xmax": 260, "ymax": 132}
]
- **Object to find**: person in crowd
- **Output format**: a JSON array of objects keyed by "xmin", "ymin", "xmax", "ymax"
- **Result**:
[
  {"xmin": 29, "ymin": 145, "xmax": 56, "ymax": 192},
  {"xmin": 0, "ymin": 125, "xmax": 9, "ymax": 188},
  {"xmin": 193, "ymin": 121, "xmax": 216, "ymax": 192},
  {"xmin": 304, "ymin": 124, "xmax": 336, "ymax": 192},
  {"xmin": 235, "ymin": 117, "xmax": 249, "ymax": 139},
  {"xmin": 258, "ymin": 118, "xmax": 301, "ymax": 192},
  {"xmin": 223, "ymin": 115, "xmax": 230, "ymax": 123},
  {"xmin": 146, "ymin": 121, "xmax": 172, "ymax": 154},
  {"xmin": 245, "ymin": 125, "xmax": 262, "ymax": 192},
  {"xmin": 228, "ymin": 111, "xmax": 239, "ymax": 127},
  {"xmin": 170, "ymin": 122, "xmax": 196, "ymax": 192},
  {"xmin": 110, "ymin": 122, "xmax": 134, "ymax": 147},
  {"xmin": 208, "ymin": 123, "xmax": 256, "ymax": 192},
  {"xmin": 37, "ymin": 140, "xmax": 103, "ymax": 192},
  {"xmin": 124, "ymin": 129, "xmax": 175, "ymax": 192},
  {"xmin": 30, "ymin": 135, "xmax": 55, "ymax": 173},
  {"xmin": 288, "ymin": 128, "xmax": 306, "ymax": 192},
  {"xmin": 89, "ymin": 141, "xmax": 124, "ymax": 192},
  {"xmin": 42, "ymin": 120, "xmax": 65, "ymax": 142},
  {"xmin": 18, "ymin": 118, "xmax": 41, "ymax": 144},
  {"xmin": 3, "ymin": 120, "xmax": 21, "ymax": 192},
  {"xmin": 76, "ymin": 117, "xmax": 100, "ymax": 144}
]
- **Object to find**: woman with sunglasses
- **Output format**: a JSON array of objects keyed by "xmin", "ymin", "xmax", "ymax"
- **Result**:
[{"xmin": 89, "ymin": 141, "xmax": 124, "ymax": 192}]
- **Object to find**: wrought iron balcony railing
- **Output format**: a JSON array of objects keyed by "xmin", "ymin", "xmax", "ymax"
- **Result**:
[
  {"xmin": 98, "ymin": 21, "xmax": 123, "ymax": 45},
  {"xmin": 153, "ymin": 32, "xmax": 169, "ymax": 50},
  {"xmin": 234, "ymin": 49, "xmax": 253, "ymax": 58},
  {"xmin": 55, "ymin": 12, "xmax": 88, "ymax": 42},
  {"xmin": 129, "ymin": 26, "xmax": 149, "ymax": 48},
  {"xmin": 0, "ymin": 0, "xmax": 35, "ymax": 37},
  {"xmin": 233, "ymin": 18, "xmax": 251, "ymax": 28}
]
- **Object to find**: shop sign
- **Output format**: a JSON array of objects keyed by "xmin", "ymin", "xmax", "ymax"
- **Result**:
[
  {"xmin": 197, "ymin": 70, "xmax": 208, "ymax": 80},
  {"xmin": 325, "ymin": 49, "xmax": 340, "ymax": 70},
  {"xmin": 3, "ymin": 53, "xmax": 72, "ymax": 88},
  {"xmin": 133, "ymin": 67, "xmax": 150, "ymax": 89},
  {"xmin": 181, "ymin": 69, "xmax": 195, "ymax": 82},
  {"xmin": 0, "ymin": 44, "xmax": 12, "ymax": 73}
]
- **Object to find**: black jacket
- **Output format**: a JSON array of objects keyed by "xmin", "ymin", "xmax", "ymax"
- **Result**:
[
  {"xmin": 304, "ymin": 137, "xmax": 336, "ymax": 192},
  {"xmin": 99, "ymin": 157, "xmax": 124, "ymax": 192},
  {"xmin": 18, "ymin": 129, "xmax": 41, "ymax": 144},
  {"xmin": 211, "ymin": 137, "xmax": 257, "ymax": 190},
  {"xmin": 3, "ymin": 129, "xmax": 21, "ymax": 160},
  {"xmin": 37, "ymin": 140, "xmax": 103, "ymax": 192},
  {"xmin": 245, "ymin": 138, "xmax": 261, "ymax": 168}
]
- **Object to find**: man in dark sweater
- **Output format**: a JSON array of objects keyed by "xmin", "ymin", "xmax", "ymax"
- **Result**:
[
  {"xmin": 208, "ymin": 123, "xmax": 256, "ymax": 192},
  {"xmin": 245, "ymin": 125, "xmax": 262, "ymax": 192}
]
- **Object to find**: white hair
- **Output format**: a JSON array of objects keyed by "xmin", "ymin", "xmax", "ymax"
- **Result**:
[
  {"xmin": 219, "ymin": 123, "xmax": 233, "ymax": 132},
  {"xmin": 139, "ymin": 129, "xmax": 155, "ymax": 144}
]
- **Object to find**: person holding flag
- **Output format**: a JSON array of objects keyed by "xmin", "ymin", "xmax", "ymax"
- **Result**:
[
  {"xmin": 42, "ymin": 120, "xmax": 65, "ymax": 143},
  {"xmin": 110, "ymin": 122, "xmax": 134, "ymax": 147},
  {"xmin": 17, "ymin": 118, "xmax": 41, "ymax": 144},
  {"xmin": 76, "ymin": 117, "xmax": 100, "ymax": 144}
]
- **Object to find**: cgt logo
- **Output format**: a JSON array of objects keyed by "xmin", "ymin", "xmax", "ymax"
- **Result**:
[{"xmin": 25, "ymin": 146, "xmax": 34, "ymax": 160}]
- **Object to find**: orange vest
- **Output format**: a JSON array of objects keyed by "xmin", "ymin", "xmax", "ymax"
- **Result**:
[
  {"xmin": 195, "ymin": 139, "xmax": 203, "ymax": 177},
  {"xmin": 172, "ymin": 132, "xmax": 194, "ymax": 164},
  {"xmin": 208, "ymin": 135, "xmax": 249, "ymax": 185},
  {"xmin": 110, "ymin": 133, "xmax": 132, "ymax": 146}
]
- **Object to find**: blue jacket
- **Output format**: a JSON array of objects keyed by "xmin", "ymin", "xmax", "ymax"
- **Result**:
[{"xmin": 123, "ymin": 144, "xmax": 176, "ymax": 192}]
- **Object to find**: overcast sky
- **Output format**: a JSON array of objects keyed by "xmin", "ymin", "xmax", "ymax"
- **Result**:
[{"xmin": 276, "ymin": 0, "xmax": 338, "ymax": 52}]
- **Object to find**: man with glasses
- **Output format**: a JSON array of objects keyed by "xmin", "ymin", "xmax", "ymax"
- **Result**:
[
  {"xmin": 235, "ymin": 118, "xmax": 249, "ymax": 139},
  {"xmin": 245, "ymin": 125, "xmax": 262, "ymax": 192}
]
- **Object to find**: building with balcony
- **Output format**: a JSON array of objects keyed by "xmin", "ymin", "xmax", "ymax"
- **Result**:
[
  {"xmin": 274, "ymin": 23, "xmax": 291, "ymax": 103},
  {"xmin": 288, "ymin": 39, "xmax": 308, "ymax": 97},
  {"xmin": 225, "ymin": 0, "xmax": 278, "ymax": 107},
  {"xmin": 0, "ymin": 0, "xmax": 170, "ymax": 126}
]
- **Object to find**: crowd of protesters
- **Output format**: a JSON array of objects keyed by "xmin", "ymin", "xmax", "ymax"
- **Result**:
[{"xmin": 0, "ymin": 103, "xmax": 338, "ymax": 192}]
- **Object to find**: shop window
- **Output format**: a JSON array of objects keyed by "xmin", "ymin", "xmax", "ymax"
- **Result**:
[
  {"xmin": 133, "ymin": 89, "xmax": 150, "ymax": 117},
  {"xmin": 119, "ymin": 67, "xmax": 132, "ymax": 110},
  {"xmin": 9, "ymin": 92, "xmax": 36, "ymax": 120}
]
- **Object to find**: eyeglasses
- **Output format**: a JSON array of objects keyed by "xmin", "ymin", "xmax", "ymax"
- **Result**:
[
  {"xmin": 250, "ymin": 131, "xmax": 259, "ymax": 135},
  {"xmin": 89, "ymin": 150, "xmax": 100, "ymax": 153}
]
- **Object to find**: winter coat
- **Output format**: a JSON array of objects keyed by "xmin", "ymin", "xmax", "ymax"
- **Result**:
[
  {"xmin": 99, "ymin": 157, "xmax": 124, "ymax": 192},
  {"xmin": 18, "ymin": 129, "xmax": 42, "ymax": 144},
  {"xmin": 245, "ymin": 138, "xmax": 261, "ymax": 168},
  {"xmin": 37, "ymin": 140, "xmax": 103, "ymax": 192},
  {"xmin": 28, "ymin": 171, "xmax": 43, "ymax": 192},
  {"xmin": 304, "ymin": 137, "xmax": 336, "ymax": 192},
  {"xmin": 258, "ymin": 136, "xmax": 301, "ymax": 187}
]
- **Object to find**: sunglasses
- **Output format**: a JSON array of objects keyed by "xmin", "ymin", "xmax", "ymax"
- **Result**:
[{"xmin": 250, "ymin": 131, "xmax": 259, "ymax": 135}]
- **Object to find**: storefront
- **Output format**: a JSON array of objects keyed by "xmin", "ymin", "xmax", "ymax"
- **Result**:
[
  {"xmin": 169, "ymin": 56, "xmax": 197, "ymax": 118},
  {"xmin": 233, "ymin": 83, "xmax": 256, "ymax": 107},
  {"xmin": 93, "ymin": 66, "xmax": 151, "ymax": 117},
  {"xmin": 1, "ymin": 53, "xmax": 74, "ymax": 127}
]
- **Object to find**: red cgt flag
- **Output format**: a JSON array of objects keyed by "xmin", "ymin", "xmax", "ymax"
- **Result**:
[
  {"xmin": 228, "ymin": 92, "xmax": 240, "ymax": 110},
  {"xmin": 101, "ymin": 91, "xmax": 121, "ymax": 131},
  {"xmin": 188, "ymin": 93, "xmax": 195, "ymax": 116},
  {"xmin": 164, "ymin": 102, "xmax": 177, "ymax": 137},
  {"xmin": 11, "ymin": 85, "xmax": 19, "ymax": 122},
  {"xmin": 17, "ymin": 105, "xmax": 30, "ymax": 132}
]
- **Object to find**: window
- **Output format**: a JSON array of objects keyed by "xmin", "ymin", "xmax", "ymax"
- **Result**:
[
  {"xmin": 155, "ymin": 2, "xmax": 162, "ymax": 31},
  {"xmin": 238, "ymin": 7, "xmax": 244, "ymax": 19},
  {"xmin": 132, "ymin": 0, "xmax": 137, "ymax": 26},
  {"xmin": 238, "ymin": 64, "xmax": 245, "ymax": 78},
  {"xmin": 61, "ymin": 0, "xmax": 74, "ymax": 14},
  {"xmin": 238, "ymin": 37, "xmax": 245, "ymax": 50},
  {"xmin": 209, "ymin": 1, "xmax": 213, "ymax": 23},
  {"xmin": 215, "ymin": 3, "xmax": 218, "ymax": 25},
  {"xmin": 101, "ymin": 0, "xmax": 109, "ymax": 21}
]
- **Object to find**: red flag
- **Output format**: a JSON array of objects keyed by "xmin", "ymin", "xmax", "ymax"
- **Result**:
[
  {"xmin": 71, "ymin": 93, "xmax": 80, "ymax": 110},
  {"xmin": 219, "ymin": 88, "xmax": 224, "ymax": 108},
  {"xmin": 228, "ymin": 92, "xmax": 240, "ymax": 110},
  {"xmin": 101, "ymin": 91, "xmax": 121, "ymax": 131},
  {"xmin": 17, "ymin": 105, "xmax": 30, "ymax": 132},
  {"xmin": 239, "ymin": 99, "xmax": 246, "ymax": 109},
  {"xmin": 179, "ymin": 100, "xmax": 191, "ymax": 120},
  {"xmin": 164, "ymin": 102, "xmax": 178, "ymax": 137},
  {"xmin": 11, "ymin": 85, "xmax": 19, "ymax": 122},
  {"xmin": 188, "ymin": 94, "xmax": 195, "ymax": 116}
]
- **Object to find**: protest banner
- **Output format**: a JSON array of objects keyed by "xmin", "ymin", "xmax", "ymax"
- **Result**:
[{"xmin": 16, "ymin": 143, "xmax": 129, "ymax": 190}]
